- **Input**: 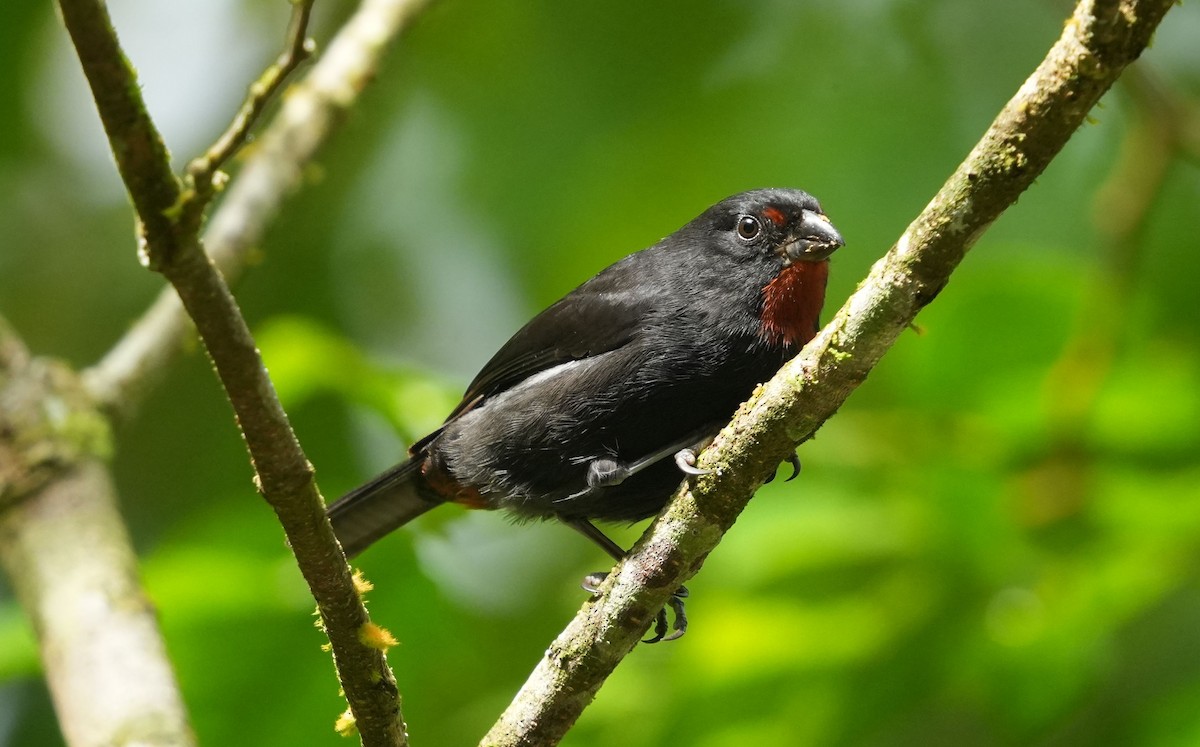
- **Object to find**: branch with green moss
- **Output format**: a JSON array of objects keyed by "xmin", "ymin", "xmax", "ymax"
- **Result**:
[
  {"xmin": 1, "ymin": 318, "xmax": 193, "ymax": 747},
  {"xmin": 479, "ymin": 1, "xmax": 1177, "ymax": 744}
]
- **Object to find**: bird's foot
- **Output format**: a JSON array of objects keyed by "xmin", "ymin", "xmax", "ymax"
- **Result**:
[
  {"xmin": 581, "ymin": 571, "xmax": 607, "ymax": 595},
  {"xmin": 581, "ymin": 572, "xmax": 689, "ymax": 643},
  {"xmin": 646, "ymin": 586, "xmax": 689, "ymax": 643},
  {"xmin": 674, "ymin": 448, "xmax": 711, "ymax": 476}
]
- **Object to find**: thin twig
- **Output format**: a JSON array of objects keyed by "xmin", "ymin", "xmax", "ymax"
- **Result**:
[
  {"xmin": 181, "ymin": 0, "xmax": 316, "ymax": 225},
  {"xmin": 155, "ymin": 227, "xmax": 409, "ymax": 747},
  {"xmin": 480, "ymin": 1, "xmax": 1177, "ymax": 744},
  {"xmin": 84, "ymin": 0, "xmax": 433, "ymax": 422},
  {"xmin": 1025, "ymin": 66, "xmax": 1189, "ymax": 524}
]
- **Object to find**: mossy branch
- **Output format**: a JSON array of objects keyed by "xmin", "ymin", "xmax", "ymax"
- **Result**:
[
  {"xmin": 1, "ymin": 319, "xmax": 191, "ymax": 747},
  {"xmin": 480, "ymin": 1, "xmax": 1177, "ymax": 744}
]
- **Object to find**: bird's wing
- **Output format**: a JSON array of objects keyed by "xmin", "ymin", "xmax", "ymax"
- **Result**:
[
  {"xmin": 447, "ymin": 278, "xmax": 652, "ymax": 422},
  {"xmin": 405, "ymin": 279, "xmax": 653, "ymax": 458}
]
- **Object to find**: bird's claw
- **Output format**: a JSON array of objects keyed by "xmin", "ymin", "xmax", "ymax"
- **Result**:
[
  {"xmin": 785, "ymin": 452, "xmax": 801, "ymax": 481},
  {"xmin": 675, "ymin": 448, "xmax": 711, "ymax": 477},
  {"xmin": 765, "ymin": 452, "xmax": 802, "ymax": 484},
  {"xmin": 644, "ymin": 586, "xmax": 689, "ymax": 643},
  {"xmin": 581, "ymin": 573, "xmax": 690, "ymax": 643},
  {"xmin": 581, "ymin": 571, "xmax": 607, "ymax": 595}
]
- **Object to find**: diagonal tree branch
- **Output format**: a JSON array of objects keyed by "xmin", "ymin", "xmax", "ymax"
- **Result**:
[
  {"xmin": 55, "ymin": 0, "xmax": 435, "ymax": 744},
  {"xmin": 480, "ymin": 0, "xmax": 1177, "ymax": 744}
]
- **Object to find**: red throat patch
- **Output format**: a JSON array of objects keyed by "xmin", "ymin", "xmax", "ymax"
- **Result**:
[{"xmin": 759, "ymin": 260, "xmax": 830, "ymax": 348}]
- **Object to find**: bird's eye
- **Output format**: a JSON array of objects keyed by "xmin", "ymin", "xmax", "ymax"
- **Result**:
[{"xmin": 736, "ymin": 216, "xmax": 761, "ymax": 240}]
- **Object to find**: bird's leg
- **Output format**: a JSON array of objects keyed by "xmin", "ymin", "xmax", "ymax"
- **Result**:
[
  {"xmin": 564, "ymin": 517, "xmax": 689, "ymax": 643},
  {"xmin": 583, "ymin": 458, "xmax": 630, "ymax": 489},
  {"xmin": 566, "ymin": 516, "xmax": 625, "ymax": 562},
  {"xmin": 580, "ymin": 424, "xmax": 720, "ymax": 492},
  {"xmin": 636, "ymin": 427, "xmax": 716, "ymax": 479}
]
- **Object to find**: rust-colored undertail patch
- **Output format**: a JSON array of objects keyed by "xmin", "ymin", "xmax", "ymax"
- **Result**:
[{"xmin": 421, "ymin": 458, "xmax": 490, "ymax": 509}]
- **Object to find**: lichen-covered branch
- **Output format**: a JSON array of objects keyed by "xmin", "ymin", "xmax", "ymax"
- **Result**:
[
  {"xmin": 480, "ymin": 1, "xmax": 1177, "ymax": 744},
  {"xmin": 0, "ymin": 464, "xmax": 195, "ymax": 747},
  {"xmin": 0, "ymin": 320, "xmax": 109, "ymax": 511},
  {"xmin": 0, "ymin": 319, "xmax": 193, "ymax": 747}
]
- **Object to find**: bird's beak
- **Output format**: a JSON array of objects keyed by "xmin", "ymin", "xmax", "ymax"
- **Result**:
[{"xmin": 781, "ymin": 210, "xmax": 844, "ymax": 265}]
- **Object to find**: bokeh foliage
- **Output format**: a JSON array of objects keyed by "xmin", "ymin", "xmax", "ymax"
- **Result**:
[{"xmin": 1, "ymin": 1, "xmax": 1198, "ymax": 745}]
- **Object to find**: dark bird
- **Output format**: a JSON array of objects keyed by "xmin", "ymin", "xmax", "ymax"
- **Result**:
[{"xmin": 328, "ymin": 188, "xmax": 844, "ymax": 641}]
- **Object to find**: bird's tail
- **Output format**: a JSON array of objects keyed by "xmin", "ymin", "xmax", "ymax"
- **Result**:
[{"xmin": 327, "ymin": 459, "xmax": 441, "ymax": 558}]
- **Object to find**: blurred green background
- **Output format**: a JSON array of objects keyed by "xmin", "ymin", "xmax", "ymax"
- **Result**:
[{"xmin": 2, "ymin": 1, "xmax": 1199, "ymax": 745}]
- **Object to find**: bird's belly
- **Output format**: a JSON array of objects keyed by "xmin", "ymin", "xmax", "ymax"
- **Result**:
[{"xmin": 430, "ymin": 347, "xmax": 782, "ymax": 523}]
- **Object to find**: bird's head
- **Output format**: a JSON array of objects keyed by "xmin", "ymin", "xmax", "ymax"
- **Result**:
[
  {"xmin": 687, "ymin": 188, "xmax": 845, "ymax": 348},
  {"xmin": 701, "ymin": 188, "xmax": 844, "ymax": 267}
]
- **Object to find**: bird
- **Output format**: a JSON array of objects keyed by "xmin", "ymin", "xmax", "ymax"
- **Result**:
[{"xmin": 328, "ymin": 187, "xmax": 844, "ymax": 641}]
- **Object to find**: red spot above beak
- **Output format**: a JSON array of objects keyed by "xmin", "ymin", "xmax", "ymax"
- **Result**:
[{"xmin": 762, "ymin": 206, "xmax": 786, "ymax": 227}]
